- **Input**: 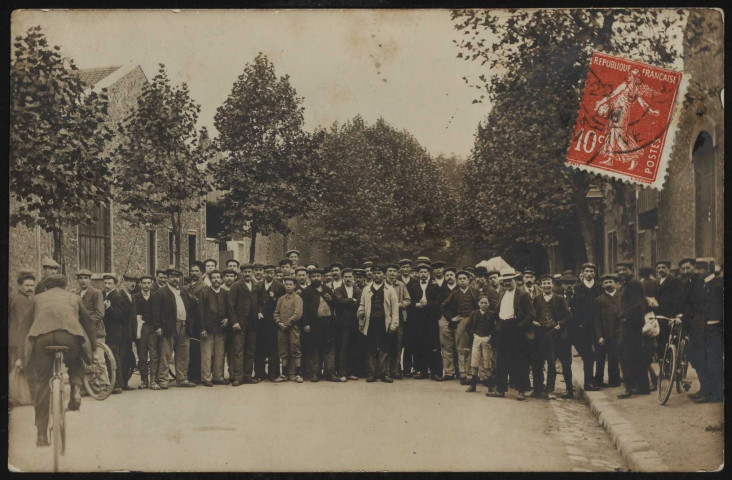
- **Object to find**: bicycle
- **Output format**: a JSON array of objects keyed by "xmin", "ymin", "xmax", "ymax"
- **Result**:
[
  {"xmin": 46, "ymin": 345, "xmax": 68, "ymax": 472},
  {"xmin": 656, "ymin": 315, "xmax": 691, "ymax": 405},
  {"xmin": 82, "ymin": 342, "xmax": 117, "ymax": 400}
]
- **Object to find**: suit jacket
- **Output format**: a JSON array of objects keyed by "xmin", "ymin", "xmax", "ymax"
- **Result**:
[
  {"xmin": 593, "ymin": 291, "xmax": 620, "ymax": 341},
  {"xmin": 227, "ymin": 280, "xmax": 262, "ymax": 330},
  {"xmin": 441, "ymin": 286, "xmax": 482, "ymax": 319},
  {"xmin": 132, "ymin": 290, "xmax": 162, "ymax": 331},
  {"xmin": 78, "ymin": 286, "xmax": 105, "ymax": 338},
  {"xmin": 570, "ymin": 281, "xmax": 604, "ymax": 343},
  {"xmin": 119, "ymin": 288, "xmax": 136, "ymax": 340},
  {"xmin": 522, "ymin": 284, "xmax": 541, "ymax": 300},
  {"xmin": 34, "ymin": 276, "xmax": 51, "ymax": 295},
  {"xmin": 479, "ymin": 285, "xmax": 500, "ymax": 311},
  {"xmin": 388, "ymin": 280, "xmax": 411, "ymax": 323},
  {"xmin": 496, "ymin": 288, "xmax": 536, "ymax": 332},
  {"xmin": 301, "ymin": 284, "xmax": 336, "ymax": 330},
  {"xmin": 9, "ymin": 292, "xmax": 34, "ymax": 350},
  {"xmin": 357, "ymin": 283, "xmax": 400, "ymax": 335},
  {"xmin": 158, "ymin": 285, "xmax": 196, "ymax": 337},
  {"xmin": 198, "ymin": 286, "xmax": 229, "ymax": 334},
  {"xmin": 406, "ymin": 280, "xmax": 442, "ymax": 323},
  {"xmin": 655, "ymin": 276, "xmax": 684, "ymax": 318},
  {"xmin": 641, "ymin": 277, "xmax": 660, "ymax": 299},
  {"xmin": 334, "ymin": 284, "xmax": 362, "ymax": 324},
  {"xmin": 19, "ymin": 287, "xmax": 97, "ymax": 368},
  {"xmin": 103, "ymin": 289, "xmax": 128, "ymax": 342},
  {"xmin": 533, "ymin": 293, "xmax": 570, "ymax": 329},
  {"xmin": 260, "ymin": 280, "xmax": 286, "ymax": 320},
  {"xmin": 618, "ymin": 277, "xmax": 646, "ymax": 330}
]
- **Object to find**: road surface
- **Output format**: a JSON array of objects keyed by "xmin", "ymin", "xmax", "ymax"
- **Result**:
[{"xmin": 9, "ymin": 373, "xmax": 626, "ymax": 472}]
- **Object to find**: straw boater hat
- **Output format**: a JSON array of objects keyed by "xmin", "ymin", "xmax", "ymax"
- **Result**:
[
  {"xmin": 285, "ymin": 249, "xmax": 301, "ymax": 257},
  {"xmin": 499, "ymin": 268, "xmax": 521, "ymax": 281}
]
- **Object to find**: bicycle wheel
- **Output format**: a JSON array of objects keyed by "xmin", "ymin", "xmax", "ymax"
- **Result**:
[
  {"xmin": 677, "ymin": 337, "xmax": 690, "ymax": 392},
  {"xmin": 83, "ymin": 343, "xmax": 117, "ymax": 400},
  {"xmin": 657, "ymin": 343, "xmax": 677, "ymax": 405},
  {"xmin": 51, "ymin": 376, "xmax": 63, "ymax": 472}
]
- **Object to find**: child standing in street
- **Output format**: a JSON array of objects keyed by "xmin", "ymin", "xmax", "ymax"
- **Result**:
[
  {"xmin": 274, "ymin": 276, "xmax": 304, "ymax": 383},
  {"xmin": 465, "ymin": 295, "xmax": 497, "ymax": 394}
]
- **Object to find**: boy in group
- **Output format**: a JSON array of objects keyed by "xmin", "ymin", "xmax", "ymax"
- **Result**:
[
  {"xmin": 465, "ymin": 295, "xmax": 497, "ymax": 395},
  {"xmin": 274, "ymin": 276, "xmax": 304, "ymax": 382}
]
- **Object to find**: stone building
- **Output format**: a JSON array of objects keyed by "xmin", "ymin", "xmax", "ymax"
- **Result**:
[
  {"xmin": 9, "ymin": 64, "xmax": 216, "ymax": 289},
  {"xmin": 601, "ymin": 10, "xmax": 724, "ymax": 271}
]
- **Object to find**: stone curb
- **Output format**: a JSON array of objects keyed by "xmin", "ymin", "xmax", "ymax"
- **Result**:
[{"xmin": 573, "ymin": 378, "xmax": 669, "ymax": 472}]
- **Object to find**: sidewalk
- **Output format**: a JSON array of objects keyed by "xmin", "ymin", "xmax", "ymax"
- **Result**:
[{"xmin": 570, "ymin": 353, "xmax": 724, "ymax": 472}]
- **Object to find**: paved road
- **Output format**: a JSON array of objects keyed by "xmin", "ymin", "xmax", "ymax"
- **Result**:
[{"xmin": 9, "ymin": 374, "xmax": 626, "ymax": 472}]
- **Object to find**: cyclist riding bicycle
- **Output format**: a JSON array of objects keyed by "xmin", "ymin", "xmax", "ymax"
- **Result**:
[{"xmin": 18, "ymin": 274, "xmax": 98, "ymax": 447}]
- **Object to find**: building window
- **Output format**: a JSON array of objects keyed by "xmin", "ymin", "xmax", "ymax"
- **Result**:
[
  {"xmin": 168, "ymin": 231, "xmax": 175, "ymax": 266},
  {"xmin": 148, "ymin": 230, "xmax": 157, "ymax": 274},
  {"xmin": 78, "ymin": 204, "xmax": 111, "ymax": 273},
  {"xmin": 607, "ymin": 230, "xmax": 618, "ymax": 272},
  {"xmin": 693, "ymin": 131, "xmax": 715, "ymax": 257}
]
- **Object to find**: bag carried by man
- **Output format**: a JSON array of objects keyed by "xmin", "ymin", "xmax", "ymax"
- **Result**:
[{"xmin": 9, "ymin": 364, "xmax": 33, "ymax": 406}]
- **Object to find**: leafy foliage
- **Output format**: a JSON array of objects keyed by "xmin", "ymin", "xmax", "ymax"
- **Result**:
[
  {"xmin": 211, "ymin": 53, "xmax": 327, "ymax": 261},
  {"xmin": 10, "ymin": 26, "xmax": 113, "ymax": 266},
  {"xmin": 112, "ymin": 65, "xmax": 211, "ymax": 267},
  {"xmin": 304, "ymin": 116, "xmax": 456, "ymax": 263},
  {"xmin": 451, "ymin": 9, "xmax": 685, "ymax": 262}
]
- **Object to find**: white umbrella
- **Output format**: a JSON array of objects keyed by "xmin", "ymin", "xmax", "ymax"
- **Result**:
[{"xmin": 476, "ymin": 256, "xmax": 511, "ymax": 272}]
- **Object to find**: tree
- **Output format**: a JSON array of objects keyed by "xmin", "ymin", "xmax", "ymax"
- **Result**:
[
  {"xmin": 211, "ymin": 53, "xmax": 328, "ymax": 262},
  {"xmin": 305, "ymin": 116, "xmax": 455, "ymax": 263},
  {"xmin": 10, "ymin": 26, "xmax": 113, "ymax": 272},
  {"xmin": 112, "ymin": 65, "xmax": 211, "ymax": 268},
  {"xmin": 452, "ymin": 9, "xmax": 685, "ymax": 263}
]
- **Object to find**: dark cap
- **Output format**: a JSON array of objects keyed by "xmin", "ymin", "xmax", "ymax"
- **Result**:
[
  {"xmin": 580, "ymin": 263, "xmax": 597, "ymax": 271},
  {"xmin": 397, "ymin": 259, "xmax": 413, "ymax": 266},
  {"xmin": 252, "ymin": 262, "xmax": 265, "ymax": 269},
  {"xmin": 263, "ymin": 264, "xmax": 276, "ymax": 271},
  {"xmin": 285, "ymin": 249, "xmax": 301, "ymax": 257},
  {"xmin": 240, "ymin": 263, "xmax": 253, "ymax": 271},
  {"xmin": 431, "ymin": 261, "xmax": 446, "ymax": 268},
  {"xmin": 17, "ymin": 269, "xmax": 36, "ymax": 283},
  {"xmin": 123, "ymin": 273, "xmax": 138, "ymax": 281},
  {"xmin": 562, "ymin": 269, "xmax": 575, "ymax": 276},
  {"xmin": 362, "ymin": 261, "xmax": 374, "ymax": 268},
  {"xmin": 678, "ymin": 257, "xmax": 695, "ymax": 267},
  {"xmin": 279, "ymin": 259, "xmax": 292, "ymax": 267},
  {"xmin": 76, "ymin": 269, "xmax": 93, "ymax": 277},
  {"xmin": 456, "ymin": 270, "xmax": 470, "ymax": 278},
  {"xmin": 306, "ymin": 262, "xmax": 319, "ymax": 269},
  {"xmin": 538, "ymin": 273, "xmax": 553, "ymax": 282},
  {"xmin": 384, "ymin": 264, "xmax": 399, "ymax": 271},
  {"xmin": 522, "ymin": 267, "xmax": 536, "ymax": 275},
  {"xmin": 353, "ymin": 268, "xmax": 366, "ymax": 277},
  {"xmin": 166, "ymin": 269, "xmax": 183, "ymax": 277},
  {"xmin": 616, "ymin": 260, "xmax": 634, "ymax": 270},
  {"xmin": 444, "ymin": 266, "xmax": 457, "ymax": 274},
  {"xmin": 309, "ymin": 268, "xmax": 324, "ymax": 275},
  {"xmin": 103, "ymin": 273, "xmax": 118, "ymax": 282},
  {"xmin": 222, "ymin": 269, "xmax": 237, "ymax": 276},
  {"xmin": 600, "ymin": 273, "xmax": 619, "ymax": 282},
  {"xmin": 371, "ymin": 265, "xmax": 386, "ymax": 273},
  {"xmin": 282, "ymin": 275, "xmax": 297, "ymax": 283},
  {"xmin": 416, "ymin": 263, "xmax": 432, "ymax": 271},
  {"xmin": 294, "ymin": 266, "xmax": 308, "ymax": 273},
  {"xmin": 139, "ymin": 274, "xmax": 154, "ymax": 282},
  {"xmin": 328, "ymin": 262, "xmax": 344, "ymax": 271},
  {"xmin": 226, "ymin": 259, "xmax": 240, "ymax": 266},
  {"xmin": 560, "ymin": 274, "xmax": 579, "ymax": 283},
  {"xmin": 655, "ymin": 260, "xmax": 672, "ymax": 268}
]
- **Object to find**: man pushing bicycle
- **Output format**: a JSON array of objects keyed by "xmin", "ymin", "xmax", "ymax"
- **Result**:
[{"xmin": 18, "ymin": 274, "xmax": 98, "ymax": 446}]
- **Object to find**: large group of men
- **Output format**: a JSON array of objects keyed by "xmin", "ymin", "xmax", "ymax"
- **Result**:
[{"xmin": 9, "ymin": 249, "xmax": 724, "ymax": 447}]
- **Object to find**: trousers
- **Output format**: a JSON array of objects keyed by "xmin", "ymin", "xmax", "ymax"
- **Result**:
[
  {"xmin": 495, "ymin": 318, "xmax": 530, "ymax": 393},
  {"xmin": 305, "ymin": 316, "xmax": 336, "ymax": 378},
  {"xmin": 200, "ymin": 332, "xmax": 227, "ymax": 382},
  {"xmin": 414, "ymin": 313, "xmax": 442, "ymax": 376},
  {"xmin": 158, "ymin": 321, "xmax": 190, "ymax": 387},
  {"xmin": 230, "ymin": 326, "xmax": 257, "ymax": 382},
  {"xmin": 618, "ymin": 322, "xmax": 648, "ymax": 393},
  {"xmin": 532, "ymin": 327, "xmax": 572, "ymax": 393},
  {"xmin": 438, "ymin": 317, "xmax": 457, "ymax": 376},
  {"xmin": 136, "ymin": 323, "xmax": 160, "ymax": 385},
  {"xmin": 594, "ymin": 337, "xmax": 621, "ymax": 385},
  {"xmin": 30, "ymin": 330, "xmax": 84, "ymax": 431},
  {"xmin": 469, "ymin": 334, "xmax": 495, "ymax": 381},
  {"xmin": 388, "ymin": 322, "xmax": 403, "ymax": 377},
  {"xmin": 255, "ymin": 317, "xmax": 280, "ymax": 379},
  {"xmin": 107, "ymin": 333, "xmax": 127, "ymax": 389},
  {"xmin": 337, "ymin": 316, "xmax": 362, "ymax": 377},
  {"xmin": 278, "ymin": 325, "xmax": 302, "ymax": 376}
]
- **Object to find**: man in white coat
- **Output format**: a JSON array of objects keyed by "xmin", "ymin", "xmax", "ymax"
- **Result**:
[{"xmin": 358, "ymin": 265, "xmax": 400, "ymax": 383}]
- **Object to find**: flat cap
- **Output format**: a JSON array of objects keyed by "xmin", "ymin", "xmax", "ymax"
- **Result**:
[
  {"xmin": 240, "ymin": 263, "xmax": 253, "ymax": 270},
  {"xmin": 362, "ymin": 261, "xmax": 374, "ymax": 268},
  {"xmin": 282, "ymin": 275, "xmax": 297, "ymax": 283},
  {"xmin": 294, "ymin": 266, "xmax": 308, "ymax": 273},
  {"xmin": 352, "ymin": 268, "xmax": 366, "ymax": 276},
  {"xmin": 616, "ymin": 260, "xmax": 634, "ymax": 269},
  {"xmin": 456, "ymin": 270, "xmax": 470, "ymax": 278},
  {"xmin": 415, "ymin": 263, "xmax": 432, "ymax": 271},
  {"xmin": 252, "ymin": 262, "xmax": 265, "ymax": 269},
  {"xmin": 678, "ymin": 257, "xmax": 695, "ymax": 267},
  {"xmin": 371, "ymin": 265, "xmax": 386, "ymax": 273},
  {"xmin": 155, "ymin": 269, "xmax": 168, "ymax": 275},
  {"xmin": 278, "ymin": 259, "xmax": 292, "ymax": 266},
  {"xmin": 308, "ymin": 268, "xmax": 324, "ymax": 275},
  {"xmin": 416, "ymin": 256, "xmax": 431, "ymax": 264},
  {"xmin": 285, "ymin": 249, "xmax": 301, "ymax": 257},
  {"xmin": 397, "ymin": 259, "xmax": 413, "ymax": 266},
  {"xmin": 42, "ymin": 258, "xmax": 61, "ymax": 268},
  {"xmin": 655, "ymin": 260, "xmax": 672, "ymax": 268},
  {"xmin": 263, "ymin": 264, "xmax": 276, "ymax": 271},
  {"xmin": 560, "ymin": 274, "xmax": 579, "ymax": 283},
  {"xmin": 139, "ymin": 274, "xmax": 154, "ymax": 281},
  {"xmin": 222, "ymin": 269, "xmax": 237, "ymax": 276},
  {"xmin": 431, "ymin": 261, "xmax": 446, "ymax": 268},
  {"xmin": 384, "ymin": 264, "xmax": 399, "ymax": 271},
  {"xmin": 600, "ymin": 273, "xmax": 619, "ymax": 282},
  {"xmin": 306, "ymin": 262, "xmax": 319, "ymax": 269},
  {"xmin": 445, "ymin": 266, "xmax": 457, "ymax": 274},
  {"xmin": 103, "ymin": 273, "xmax": 118, "ymax": 282},
  {"xmin": 165, "ymin": 269, "xmax": 183, "ymax": 277},
  {"xmin": 76, "ymin": 269, "xmax": 93, "ymax": 277},
  {"xmin": 580, "ymin": 263, "xmax": 597, "ymax": 271},
  {"xmin": 522, "ymin": 267, "xmax": 537, "ymax": 275},
  {"xmin": 123, "ymin": 273, "xmax": 138, "ymax": 281},
  {"xmin": 538, "ymin": 273, "xmax": 553, "ymax": 282},
  {"xmin": 17, "ymin": 269, "xmax": 36, "ymax": 283},
  {"xmin": 226, "ymin": 259, "xmax": 241, "ymax": 266}
]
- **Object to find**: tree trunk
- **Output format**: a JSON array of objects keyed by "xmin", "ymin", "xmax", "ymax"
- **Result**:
[
  {"xmin": 249, "ymin": 225, "xmax": 258, "ymax": 263},
  {"xmin": 52, "ymin": 227, "xmax": 66, "ymax": 274},
  {"xmin": 569, "ymin": 173, "xmax": 594, "ymax": 264},
  {"xmin": 172, "ymin": 212, "xmax": 182, "ymax": 269}
]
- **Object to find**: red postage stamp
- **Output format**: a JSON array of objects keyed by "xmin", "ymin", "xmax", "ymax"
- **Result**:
[{"xmin": 566, "ymin": 52, "xmax": 685, "ymax": 189}]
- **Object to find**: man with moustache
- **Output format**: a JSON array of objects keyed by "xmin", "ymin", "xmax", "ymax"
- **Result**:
[
  {"xmin": 334, "ymin": 268, "xmax": 364, "ymax": 380},
  {"xmin": 431, "ymin": 261, "xmax": 446, "ymax": 288},
  {"xmin": 407, "ymin": 263, "xmax": 443, "ymax": 380},
  {"xmin": 593, "ymin": 273, "xmax": 622, "ymax": 388},
  {"xmin": 227, "ymin": 263, "xmax": 262, "ymax": 385},
  {"xmin": 294, "ymin": 266, "xmax": 309, "ymax": 295},
  {"xmin": 358, "ymin": 265, "xmax": 400, "ymax": 383},
  {"xmin": 255, "ymin": 265, "xmax": 285, "ymax": 381},
  {"xmin": 10, "ymin": 271, "xmax": 36, "ymax": 374},
  {"xmin": 157, "ymin": 269, "xmax": 197, "ymax": 389},
  {"xmin": 569, "ymin": 263, "xmax": 604, "ymax": 392},
  {"xmin": 300, "ymin": 268, "xmax": 338, "ymax": 382},
  {"xmin": 652, "ymin": 260, "xmax": 684, "ymax": 360},
  {"xmin": 486, "ymin": 269, "xmax": 501, "ymax": 293},
  {"xmin": 152, "ymin": 269, "xmax": 168, "ymax": 292},
  {"xmin": 102, "ymin": 274, "xmax": 129, "ymax": 394},
  {"xmin": 286, "ymin": 249, "xmax": 301, "ymax": 269},
  {"xmin": 385, "ymin": 264, "xmax": 411, "ymax": 379},
  {"xmin": 74, "ymin": 269, "xmax": 107, "ymax": 390},
  {"xmin": 329, "ymin": 263, "xmax": 344, "ymax": 291},
  {"xmin": 132, "ymin": 274, "xmax": 162, "ymax": 390},
  {"xmin": 441, "ymin": 270, "xmax": 482, "ymax": 384},
  {"xmin": 363, "ymin": 261, "xmax": 374, "ymax": 287},
  {"xmin": 119, "ymin": 274, "xmax": 138, "ymax": 391},
  {"xmin": 185, "ymin": 262, "xmax": 207, "ymax": 384},
  {"xmin": 616, "ymin": 261, "xmax": 649, "ymax": 398},
  {"xmin": 398, "ymin": 259, "xmax": 417, "ymax": 376},
  {"xmin": 198, "ymin": 270, "xmax": 229, "ymax": 386},
  {"xmin": 221, "ymin": 268, "xmax": 237, "ymax": 383},
  {"xmin": 521, "ymin": 268, "xmax": 540, "ymax": 299}
]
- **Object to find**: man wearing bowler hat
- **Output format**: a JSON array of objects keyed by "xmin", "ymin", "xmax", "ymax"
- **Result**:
[{"xmin": 157, "ymin": 268, "xmax": 197, "ymax": 389}]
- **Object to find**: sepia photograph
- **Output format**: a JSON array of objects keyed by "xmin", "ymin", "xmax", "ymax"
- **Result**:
[{"xmin": 7, "ymin": 7, "xmax": 724, "ymax": 473}]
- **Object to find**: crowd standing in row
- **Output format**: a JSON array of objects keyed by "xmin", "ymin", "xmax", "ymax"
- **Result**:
[{"xmin": 9, "ymin": 250, "xmax": 724, "ymax": 447}]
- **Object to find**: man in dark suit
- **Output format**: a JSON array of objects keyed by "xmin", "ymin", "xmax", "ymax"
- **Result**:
[
  {"xmin": 301, "ymin": 268, "xmax": 338, "ymax": 382},
  {"xmin": 75, "ymin": 269, "xmax": 108, "ymax": 393},
  {"xmin": 18, "ymin": 274, "xmax": 97, "ymax": 446},
  {"xmin": 441, "ymin": 270, "xmax": 483, "ymax": 383},
  {"xmin": 491, "ymin": 268, "xmax": 536, "ymax": 401},
  {"xmin": 132, "ymin": 274, "xmax": 162, "ymax": 390},
  {"xmin": 616, "ymin": 261, "xmax": 649, "ymax": 398},
  {"xmin": 119, "ymin": 274, "xmax": 138, "ymax": 391},
  {"xmin": 334, "ymin": 268, "xmax": 363, "ymax": 380},
  {"xmin": 101, "ymin": 274, "xmax": 128, "ymax": 394},
  {"xmin": 255, "ymin": 265, "xmax": 285, "ymax": 381},
  {"xmin": 227, "ymin": 263, "xmax": 262, "ymax": 385},
  {"xmin": 407, "ymin": 263, "xmax": 443, "ymax": 380},
  {"xmin": 593, "ymin": 273, "xmax": 622, "ymax": 387},
  {"xmin": 151, "ymin": 269, "xmax": 168, "ymax": 292},
  {"xmin": 398, "ymin": 259, "xmax": 417, "ymax": 376},
  {"xmin": 532, "ymin": 274, "xmax": 572, "ymax": 399},
  {"xmin": 569, "ymin": 263, "xmax": 604, "ymax": 391},
  {"xmin": 198, "ymin": 270, "xmax": 229, "ymax": 387},
  {"xmin": 157, "ymin": 268, "xmax": 197, "ymax": 389},
  {"xmin": 185, "ymin": 261, "xmax": 207, "ymax": 384},
  {"xmin": 652, "ymin": 260, "xmax": 684, "ymax": 359}
]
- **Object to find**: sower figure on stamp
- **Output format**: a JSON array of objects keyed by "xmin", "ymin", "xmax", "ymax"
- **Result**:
[
  {"xmin": 593, "ymin": 273, "xmax": 622, "ymax": 388},
  {"xmin": 157, "ymin": 268, "xmax": 197, "ymax": 389},
  {"xmin": 334, "ymin": 268, "xmax": 363, "ymax": 381},
  {"xmin": 358, "ymin": 265, "xmax": 400, "ymax": 383},
  {"xmin": 132, "ymin": 274, "xmax": 162, "ymax": 390},
  {"xmin": 274, "ymin": 276, "xmax": 303, "ymax": 382},
  {"xmin": 301, "ymin": 268, "xmax": 338, "ymax": 382}
]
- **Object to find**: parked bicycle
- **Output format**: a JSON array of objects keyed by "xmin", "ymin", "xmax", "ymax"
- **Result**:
[
  {"xmin": 656, "ymin": 314, "xmax": 691, "ymax": 405},
  {"xmin": 46, "ymin": 346, "xmax": 68, "ymax": 472},
  {"xmin": 82, "ymin": 342, "xmax": 117, "ymax": 400}
]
